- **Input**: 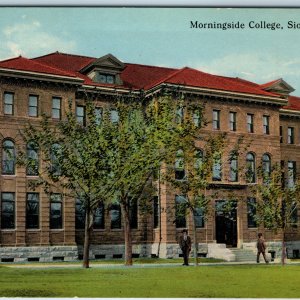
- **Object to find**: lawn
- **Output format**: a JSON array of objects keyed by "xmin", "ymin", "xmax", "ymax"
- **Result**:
[{"xmin": 0, "ymin": 264, "xmax": 299, "ymax": 298}]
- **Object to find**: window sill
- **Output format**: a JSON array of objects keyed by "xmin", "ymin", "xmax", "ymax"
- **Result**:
[
  {"xmin": 0, "ymin": 229, "xmax": 16, "ymax": 232},
  {"xmin": 26, "ymin": 229, "xmax": 41, "ymax": 232},
  {"xmin": 50, "ymin": 229, "xmax": 64, "ymax": 231}
]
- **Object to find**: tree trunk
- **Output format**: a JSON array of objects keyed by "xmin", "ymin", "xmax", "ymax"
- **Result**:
[
  {"xmin": 121, "ymin": 202, "xmax": 133, "ymax": 266},
  {"xmin": 190, "ymin": 208, "xmax": 199, "ymax": 266},
  {"xmin": 83, "ymin": 203, "xmax": 91, "ymax": 268},
  {"xmin": 281, "ymin": 230, "xmax": 286, "ymax": 266}
]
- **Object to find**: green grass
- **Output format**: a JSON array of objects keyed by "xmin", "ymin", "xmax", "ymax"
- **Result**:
[{"xmin": 0, "ymin": 265, "xmax": 299, "ymax": 297}]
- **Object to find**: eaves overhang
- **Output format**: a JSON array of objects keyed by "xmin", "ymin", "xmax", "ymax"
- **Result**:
[
  {"xmin": 279, "ymin": 108, "xmax": 300, "ymax": 118},
  {"xmin": 145, "ymin": 83, "xmax": 287, "ymax": 106},
  {"xmin": 0, "ymin": 68, "xmax": 84, "ymax": 85},
  {"xmin": 79, "ymin": 84, "xmax": 140, "ymax": 95}
]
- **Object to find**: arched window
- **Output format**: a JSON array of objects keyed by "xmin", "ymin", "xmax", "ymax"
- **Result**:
[
  {"xmin": 2, "ymin": 139, "xmax": 15, "ymax": 175},
  {"xmin": 212, "ymin": 152, "xmax": 222, "ymax": 181},
  {"xmin": 50, "ymin": 143, "xmax": 62, "ymax": 176},
  {"xmin": 194, "ymin": 149, "xmax": 203, "ymax": 170},
  {"xmin": 246, "ymin": 152, "xmax": 256, "ymax": 183},
  {"xmin": 27, "ymin": 141, "xmax": 39, "ymax": 176},
  {"xmin": 175, "ymin": 149, "xmax": 185, "ymax": 180},
  {"xmin": 262, "ymin": 154, "xmax": 271, "ymax": 182},
  {"xmin": 229, "ymin": 152, "xmax": 238, "ymax": 182}
]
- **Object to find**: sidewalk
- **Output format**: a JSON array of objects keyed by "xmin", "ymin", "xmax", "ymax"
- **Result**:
[{"xmin": 3, "ymin": 260, "xmax": 299, "ymax": 269}]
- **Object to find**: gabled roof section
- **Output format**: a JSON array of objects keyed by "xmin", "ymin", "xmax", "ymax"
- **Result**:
[
  {"xmin": 34, "ymin": 51, "xmax": 96, "ymax": 72},
  {"xmin": 80, "ymin": 53, "xmax": 125, "ymax": 74},
  {"xmin": 155, "ymin": 67, "xmax": 281, "ymax": 98},
  {"xmin": 0, "ymin": 55, "xmax": 77, "ymax": 78},
  {"xmin": 121, "ymin": 63, "xmax": 178, "ymax": 89},
  {"xmin": 260, "ymin": 78, "xmax": 295, "ymax": 95}
]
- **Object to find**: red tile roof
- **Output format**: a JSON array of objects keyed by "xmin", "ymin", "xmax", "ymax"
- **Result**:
[
  {"xmin": 0, "ymin": 51, "xmax": 287, "ymax": 99},
  {"xmin": 282, "ymin": 95, "xmax": 300, "ymax": 111},
  {"xmin": 0, "ymin": 56, "xmax": 77, "ymax": 78},
  {"xmin": 260, "ymin": 79, "xmax": 280, "ymax": 89}
]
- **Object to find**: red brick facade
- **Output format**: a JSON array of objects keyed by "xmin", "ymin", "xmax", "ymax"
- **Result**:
[{"xmin": 0, "ymin": 52, "xmax": 299, "ymax": 261}]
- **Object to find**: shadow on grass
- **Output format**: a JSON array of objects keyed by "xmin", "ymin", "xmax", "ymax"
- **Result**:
[{"xmin": 0, "ymin": 289, "xmax": 59, "ymax": 297}]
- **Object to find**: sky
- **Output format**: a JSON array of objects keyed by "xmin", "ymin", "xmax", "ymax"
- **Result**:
[{"xmin": 1, "ymin": 7, "xmax": 300, "ymax": 94}]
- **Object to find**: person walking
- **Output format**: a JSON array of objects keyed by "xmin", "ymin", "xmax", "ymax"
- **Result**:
[
  {"xmin": 179, "ymin": 229, "xmax": 192, "ymax": 266},
  {"xmin": 257, "ymin": 233, "xmax": 269, "ymax": 263}
]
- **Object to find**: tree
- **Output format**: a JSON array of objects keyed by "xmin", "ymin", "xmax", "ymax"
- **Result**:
[
  {"xmin": 163, "ymin": 99, "xmax": 231, "ymax": 266},
  {"xmin": 104, "ymin": 95, "xmax": 185, "ymax": 265},
  {"xmin": 250, "ymin": 163, "xmax": 300, "ymax": 265},
  {"xmin": 18, "ymin": 100, "xmax": 113, "ymax": 268}
]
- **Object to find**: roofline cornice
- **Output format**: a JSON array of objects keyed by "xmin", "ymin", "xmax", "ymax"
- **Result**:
[
  {"xmin": 279, "ymin": 108, "xmax": 300, "ymax": 118},
  {"xmin": 79, "ymin": 84, "xmax": 140, "ymax": 95},
  {"xmin": 145, "ymin": 83, "xmax": 287, "ymax": 106},
  {"xmin": 0, "ymin": 68, "xmax": 84, "ymax": 85}
]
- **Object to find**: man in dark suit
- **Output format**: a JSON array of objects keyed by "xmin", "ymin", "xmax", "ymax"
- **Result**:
[
  {"xmin": 257, "ymin": 233, "xmax": 269, "ymax": 263},
  {"xmin": 179, "ymin": 229, "xmax": 192, "ymax": 266}
]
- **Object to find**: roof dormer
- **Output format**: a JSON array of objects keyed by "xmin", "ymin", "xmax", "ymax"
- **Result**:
[
  {"xmin": 260, "ymin": 78, "xmax": 295, "ymax": 97},
  {"xmin": 80, "ymin": 53, "xmax": 125, "ymax": 85}
]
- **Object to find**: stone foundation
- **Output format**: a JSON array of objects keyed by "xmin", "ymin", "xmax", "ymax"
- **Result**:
[
  {"xmin": 0, "ymin": 246, "xmax": 78, "ymax": 262},
  {"xmin": 1, "ymin": 241, "xmax": 299, "ymax": 263}
]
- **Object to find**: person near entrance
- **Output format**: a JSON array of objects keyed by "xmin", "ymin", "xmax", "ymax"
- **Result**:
[
  {"xmin": 257, "ymin": 233, "xmax": 269, "ymax": 263},
  {"xmin": 179, "ymin": 229, "xmax": 191, "ymax": 266}
]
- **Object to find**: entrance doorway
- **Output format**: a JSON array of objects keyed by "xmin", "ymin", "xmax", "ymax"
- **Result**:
[{"xmin": 215, "ymin": 200, "xmax": 237, "ymax": 247}]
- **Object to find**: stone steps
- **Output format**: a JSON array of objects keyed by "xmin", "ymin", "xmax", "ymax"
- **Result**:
[{"xmin": 230, "ymin": 248, "xmax": 257, "ymax": 262}]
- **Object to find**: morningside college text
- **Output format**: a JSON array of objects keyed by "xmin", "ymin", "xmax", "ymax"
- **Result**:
[{"xmin": 190, "ymin": 21, "xmax": 300, "ymax": 30}]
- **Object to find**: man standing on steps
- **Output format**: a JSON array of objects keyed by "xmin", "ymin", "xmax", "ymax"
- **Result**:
[
  {"xmin": 257, "ymin": 233, "xmax": 269, "ymax": 264},
  {"xmin": 179, "ymin": 229, "xmax": 192, "ymax": 266}
]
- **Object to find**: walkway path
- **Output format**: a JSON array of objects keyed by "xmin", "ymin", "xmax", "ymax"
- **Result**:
[{"xmin": 3, "ymin": 260, "xmax": 299, "ymax": 269}]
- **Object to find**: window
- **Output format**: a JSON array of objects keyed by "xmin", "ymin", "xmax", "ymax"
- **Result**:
[
  {"xmin": 28, "ymin": 95, "xmax": 38, "ymax": 117},
  {"xmin": 1, "ymin": 192, "xmax": 15, "ymax": 229},
  {"xmin": 263, "ymin": 115, "xmax": 270, "ymax": 135},
  {"xmin": 247, "ymin": 114, "xmax": 254, "ymax": 133},
  {"xmin": 26, "ymin": 193, "xmax": 39, "ymax": 229},
  {"xmin": 4, "ymin": 92, "xmax": 14, "ymax": 115},
  {"xmin": 94, "ymin": 202, "xmax": 105, "ymax": 229},
  {"xmin": 75, "ymin": 198, "xmax": 85, "ymax": 229},
  {"xmin": 175, "ymin": 195, "xmax": 186, "ymax": 228},
  {"xmin": 52, "ymin": 97, "xmax": 61, "ymax": 119},
  {"xmin": 288, "ymin": 161, "xmax": 296, "ymax": 188},
  {"xmin": 194, "ymin": 207, "xmax": 205, "ymax": 228},
  {"xmin": 153, "ymin": 196, "xmax": 159, "ymax": 228},
  {"xmin": 246, "ymin": 153, "xmax": 256, "ymax": 183},
  {"xmin": 175, "ymin": 150, "xmax": 185, "ymax": 180},
  {"xmin": 194, "ymin": 149, "xmax": 203, "ymax": 171},
  {"xmin": 110, "ymin": 109, "xmax": 119, "ymax": 124},
  {"xmin": 213, "ymin": 110, "xmax": 220, "ymax": 130},
  {"xmin": 247, "ymin": 198, "xmax": 257, "ymax": 228},
  {"xmin": 176, "ymin": 106, "xmax": 184, "ymax": 124},
  {"xmin": 26, "ymin": 141, "xmax": 39, "ymax": 176},
  {"xmin": 76, "ymin": 105, "xmax": 85, "ymax": 125},
  {"xmin": 290, "ymin": 202, "xmax": 298, "ymax": 227},
  {"xmin": 212, "ymin": 152, "xmax": 222, "ymax": 181},
  {"xmin": 50, "ymin": 194, "xmax": 63, "ymax": 229},
  {"xmin": 229, "ymin": 112, "xmax": 237, "ymax": 131},
  {"xmin": 129, "ymin": 199, "xmax": 138, "ymax": 229},
  {"xmin": 288, "ymin": 127, "xmax": 294, "ymax": 144},
  {"xmin": 99, "ymin": 73, "xmax": 115, "ymax": 84},
  {"xmin": 280, "ymin": 126, "xmax": 283, "ymax": 143},
  {"xmin": 110, "ymin": 203, "xmax": 121, "ymax": 229},
  {"xmin": 50, "ymin": 143, "xmax": 62, "ymax": 176},
  {"xmin": 229, "ymin": 152, "xmax": 238, "ymax": 182},
  {"xmin": 193, "ymin": 110, "xmax": 201, "ymax": 127},
  {"xmin": 94, "ymin": 107, "xmax": 103, "ymax": 125},
  {"xmin": 262, "ymin": 154, "xmax": 271, "ymax": 183},
  {"xmin": 2, "ymin": 139, "xmax": 15, "ymax": 175}
]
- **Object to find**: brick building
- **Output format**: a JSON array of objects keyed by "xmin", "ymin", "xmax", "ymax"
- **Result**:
[{"xmin": 0, "ymin": 51, "xmax": 299, "ymax": 262}]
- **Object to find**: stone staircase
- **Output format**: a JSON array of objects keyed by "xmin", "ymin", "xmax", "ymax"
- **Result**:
[{"xmin": 230, "ymin": 248, "xmax": 257, "ymax": 262}]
